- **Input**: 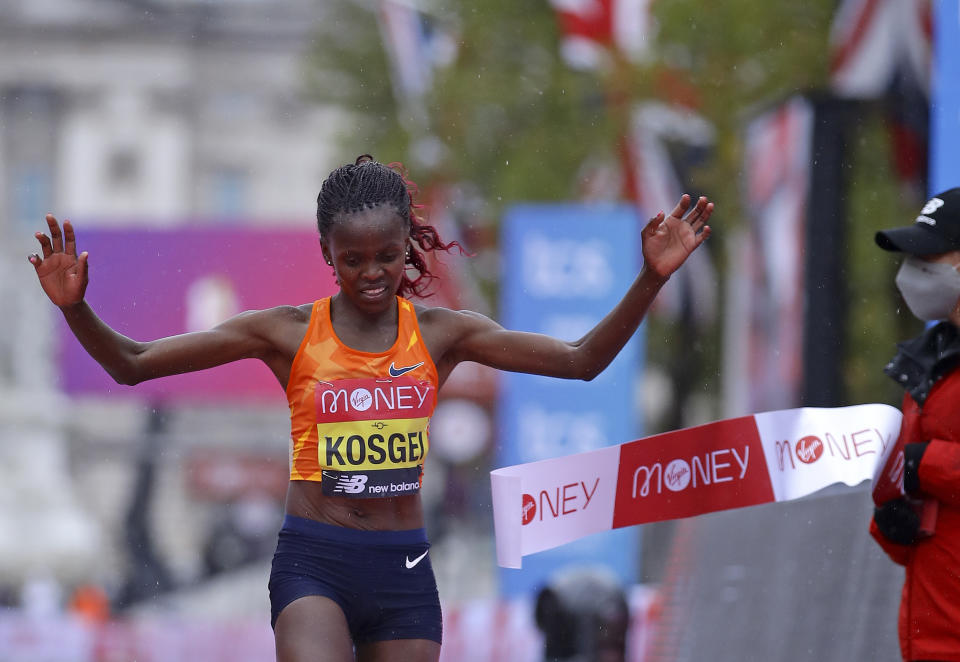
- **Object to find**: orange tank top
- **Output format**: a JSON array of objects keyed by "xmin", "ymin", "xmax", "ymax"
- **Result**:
[{"xmin": 286, "ymin": 296, "xmax": 439, "ymax": 498}]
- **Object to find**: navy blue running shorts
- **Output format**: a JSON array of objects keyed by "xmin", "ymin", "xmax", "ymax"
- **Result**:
[{"xmin": 268, "ymin": 515, "xmax": 442, "ymax": 644}]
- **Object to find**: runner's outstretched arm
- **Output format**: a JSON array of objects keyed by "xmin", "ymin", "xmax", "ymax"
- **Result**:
[
  {"xmin": 431, "ymin": 194, "xmax": 713, "ymax": 380},
  {"xmin": 29, "ymin": 214, "xmax": 281, "ymax": 385}
]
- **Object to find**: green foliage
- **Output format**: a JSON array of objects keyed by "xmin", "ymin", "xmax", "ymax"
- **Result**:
[
  {"xmin": 651, "ymin": 0, "xmax": 919, "ymax": 406},
  {"xmin": 305, "ymin": 0, "xmax": 921, "ymax": 409},
  {"xmin": 306, "ymin": 0, "xmax": 617, "ymax": 204},
  {"xmin": 650, "ymin": 0, "xmax": 837, "ymax": 225},
  {"xmin": 428, "ymin": 0, "xmax": 616, "ymax": 201},
  {"xmin": 306, "ymin": 0, "xmax": 838, "ymax": 221},
  {"xmin": 305, "ymin": 0, "xmax": 406, "ymax": 162},
  {"xmin": 844, "ymin": 114, "xmax": 926, "ymax": 406}
]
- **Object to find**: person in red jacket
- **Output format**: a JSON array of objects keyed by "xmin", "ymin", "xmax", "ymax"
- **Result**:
[{"xmin": 872, "ymin": 187, "xmax": 960, "ymax": 662}]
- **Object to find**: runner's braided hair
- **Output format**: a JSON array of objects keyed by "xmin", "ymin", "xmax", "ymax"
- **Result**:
[{"xmin": 316, "ymin": 155, "xmax": 463, "ymax": 298}]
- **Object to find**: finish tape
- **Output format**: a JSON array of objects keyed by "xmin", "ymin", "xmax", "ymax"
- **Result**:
[{"xmin": 491, "ymin": 404, "xmax": 903, "ymax": 568}]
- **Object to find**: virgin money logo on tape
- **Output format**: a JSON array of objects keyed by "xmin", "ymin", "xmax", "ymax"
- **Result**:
[
  {"xmin": 612, "ymin": 416, "xmax": 775, "ymax": 527},
  {"xmin": 772, "ymin": 427, "xmax": 894, "ymax": 472},
  {"xmin": 632, "ymin": 448, "xmax": 749, "ymax": 499},
  {"xmin": 520, "ymin": 478, "xmax": 600, "ymax": 526},
  {"xmin": 521, "ymin": 493, "xmax": 537, "ymax": 525},
  {"xmin": 795, "ymin": 436, "xmax": 823, "ymax": 464},
  {"xmin": 663, "ymin": 459, "xmax": 691, "ymax": 491}
]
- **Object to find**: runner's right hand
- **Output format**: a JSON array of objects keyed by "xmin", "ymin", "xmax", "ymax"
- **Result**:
[{"xmin": 29, "ymin": 214, "xmax": 89, "ymax": 308}]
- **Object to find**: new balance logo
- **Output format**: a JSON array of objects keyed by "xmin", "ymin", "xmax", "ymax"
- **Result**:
[
  {"xmin": 405, "ymin": 549, "xmax": 429, "ymax": 569},
  {"xmin": 332, "ymin": 474, "xmax": 368, "ymax": 494},
  {"xmin": 389, "ymin": 361, "xmax": 424, "ymax": 377}
]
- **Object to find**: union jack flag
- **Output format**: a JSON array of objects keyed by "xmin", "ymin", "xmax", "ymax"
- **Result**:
[
  {"xmin": 377, "ymin": 0, "xmax": 457, "ymax": 124},
  {"xmin": 723, "ymin": 97, "xmax": 814, "ymax": 416},
  {"xmin": 829, "ymin": 0, "xmax": 932, "ymax": 98},
  {"xmin": 830, "ymin": 0, "xmax": 932, "ymax": 191},
  {"xmin": 549, "ymin": 0, "xmax": 656, "ymax": 70}
]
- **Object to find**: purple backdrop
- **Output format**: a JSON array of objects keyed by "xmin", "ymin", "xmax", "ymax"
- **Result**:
[{"xmin": 58, "ymin": 227, "xmax": 336, "ymax": 402}]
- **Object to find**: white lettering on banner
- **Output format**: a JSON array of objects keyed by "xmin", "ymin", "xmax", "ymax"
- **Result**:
[
  {"xmin": 531, "ymin": 478, "xmax": 600, "ymax": 522},
  {"xmin": 320, "ymin": 389, "xmax": 348, "ymax": 413},
  {"xmin": 318, "ymin": 384, "xmax": 432, "ymax": 415},
  {"xmin": 633, "ymin": 447, "xmax": 750, "ymax": 498},
  {"xmin": 633, "ymin": 464, "xmax": 661, "ymax": 496},
  {"xmin": 773, "ymin": 427, "xmax": 896, "ymax": 473},
  {"xmin": 887, "ymin": 450, "xmax": 905, "ymax": 486}
]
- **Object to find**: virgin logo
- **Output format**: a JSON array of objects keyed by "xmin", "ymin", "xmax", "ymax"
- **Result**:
[
  {"xmin": 631, "ymin": 447, "xmax": 749, "ymax": 498},
  {"xmin": 350, "ymin": 388, "xmax": 372, "ymax": 411},
  {"xmin": 521, "ymin": 493, "xmax": 536, "ymax": 526},
  {"xmin": 664, "ymin": 459, "xmax": 691, "ymax": 492},
  {"xmin": 795, "ymin": 436, "xmax": 824, "ymax": 464}
]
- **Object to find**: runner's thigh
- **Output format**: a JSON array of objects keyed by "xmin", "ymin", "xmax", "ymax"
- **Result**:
[
  {"xmin": 275, "ymin": 595, "xmax": 355, "ymax": 662},
  {"xmin": 357, "ymin": 638, "xmax": 441, "ymax": 662}
]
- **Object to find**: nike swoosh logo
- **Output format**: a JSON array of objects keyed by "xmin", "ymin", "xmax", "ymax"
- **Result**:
[
  {"xmin": 405, "ymin": 550, "xmax": 429, "ymax": 569},
  {"xmin": 389, "ymin": 361, "xmax": 424, "ymax": 377}
]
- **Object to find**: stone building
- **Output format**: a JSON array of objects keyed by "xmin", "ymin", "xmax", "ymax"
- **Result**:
[{"xmin": 0, "ymin": 0, "xmax": 340, "ymax": 600}]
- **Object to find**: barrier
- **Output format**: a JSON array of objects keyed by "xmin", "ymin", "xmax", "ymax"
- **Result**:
[{"xmin": 0, "ymin": 591, "xmax": 660, "ymax": 662}]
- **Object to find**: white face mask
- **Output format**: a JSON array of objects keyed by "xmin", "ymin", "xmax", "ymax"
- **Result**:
[{"xmin": 895, "ymin": 255, "xmax": 960, "ymax": 321}]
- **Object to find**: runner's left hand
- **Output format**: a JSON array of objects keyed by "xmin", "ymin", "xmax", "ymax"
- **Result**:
[{"xmin": 641, "ymin": 194, "xmax": 713, "ymax": 280}]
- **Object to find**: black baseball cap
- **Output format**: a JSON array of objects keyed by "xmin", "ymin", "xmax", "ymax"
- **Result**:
[{"xmin": 875, "ymin": 188, "xmax": 960, "ymax": 254}]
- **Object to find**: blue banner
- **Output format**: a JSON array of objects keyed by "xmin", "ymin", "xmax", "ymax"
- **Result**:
[
  {"xmin": 497, "ymin": 203, "xmax": 643, "ymax": 597},
  {"xmin": 931, "ymin": 0, "xmax": 960, "ymax": 193}
]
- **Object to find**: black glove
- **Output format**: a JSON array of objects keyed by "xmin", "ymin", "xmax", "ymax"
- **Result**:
[
  {"xmin": 903, "ymin": 442, "xmax": 928, "ymax": 496},
  {"xmin": 873, "ymin": 497, "xmax": 920, "ymax": 545}
]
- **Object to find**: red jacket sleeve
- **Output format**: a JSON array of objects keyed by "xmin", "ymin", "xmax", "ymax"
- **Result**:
[
  {"xmin": 869, "ymin": 517, "xmax": 911, "ymax": 566},
  {"xmin": 917, "ymin": 438, "xmax": 960, "ymax": 507}
]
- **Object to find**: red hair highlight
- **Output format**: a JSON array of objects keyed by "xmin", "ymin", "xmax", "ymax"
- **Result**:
[{"xmin": 388, "ymin": 161, "xmax": 467, "ymax": 298}]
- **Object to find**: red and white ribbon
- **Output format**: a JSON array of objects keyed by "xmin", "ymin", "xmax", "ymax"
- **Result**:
[{"xmin": 491, "ymin": 404, "xmax": 902, "ymax": 568}]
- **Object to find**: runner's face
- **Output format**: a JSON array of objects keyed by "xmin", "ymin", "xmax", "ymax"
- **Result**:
[{"xmin": 322, "ymin": 205, "xmax": 408, "ymax": 312}]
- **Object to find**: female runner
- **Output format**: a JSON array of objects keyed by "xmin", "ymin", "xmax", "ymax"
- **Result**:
[{"xmin": 30, "ymin": 155, "xmax": 713, "ymax": 662}]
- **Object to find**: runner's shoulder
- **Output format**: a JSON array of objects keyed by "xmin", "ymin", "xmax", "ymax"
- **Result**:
[
  {"xmin": 224, "ymin": 303, "xmax": 312, "ymax": 336},
  {"xmin": 414, "ymin": 304, "xmax": 497, "ymax": 334}
]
